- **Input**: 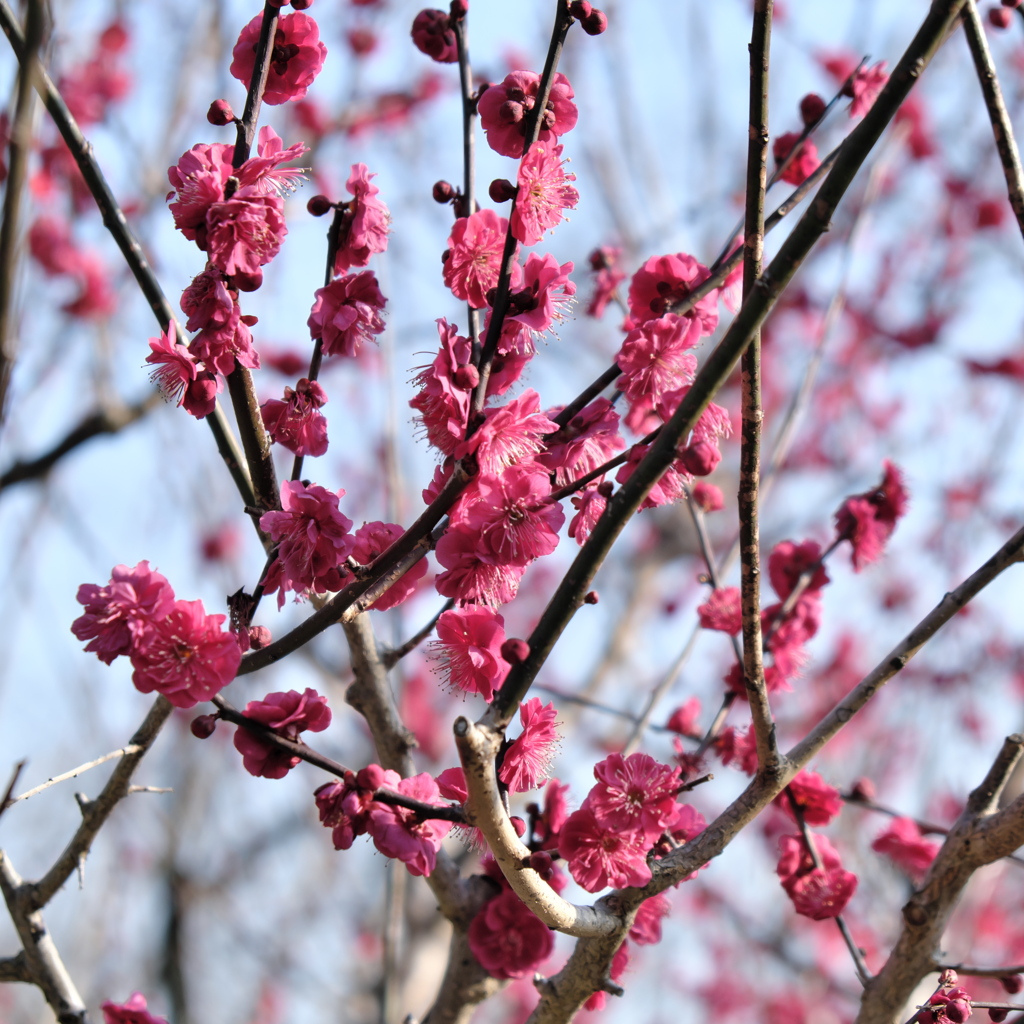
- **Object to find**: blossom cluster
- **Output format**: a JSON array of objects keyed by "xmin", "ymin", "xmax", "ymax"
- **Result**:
[{"xmin": 71, "ymin": 562, "xmax": 241, "ymax": 708}]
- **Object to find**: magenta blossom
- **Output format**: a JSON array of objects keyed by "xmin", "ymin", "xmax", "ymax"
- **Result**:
[
  {"xmin": 366, "ymin": 772, "xmax": 453, "ymax": 876},
  {"xmin": 697, "ymin": 587, "xmax": 742, "ymax": 635},
  {"xmin": 129, "ymin": 599, "xmax": 241, "ymax": 708},
  {"xmin": 505, "ymin": 253, "xmax": 576, "ymax": 333},
  {"xmin": 629, "ymin": 893, "xmax": 671, "ymax": 946},
  {"xmin": 454, "ymin": 389, "xmax": 558, "ymax": 476},
  {"xmin": 569, "ymin": 483, "xmax": 608, "ymax": 546},
  {"xmin": 468, "ymin": 890, "xmax": 554, "ymax": 979},
  {"xmin": 776, "ymin": 770, "xmax": 843, "ymax": 827},
  {"xmin": 411, "ymin": 9, "xmax": 457, "ymax": 63},
  {"xmin": 558, "ymin": 803, "xmax": 653, "ymax": 892},
  {"xmin": 589, "ymin": 751, "xmax": 680, "ymax": 843},
  {"xmin": 773, "ymin": 132, "xmax": 820, "ymax": 186},
  {"xmin": 511, "ymin": 142, "xmax": 578, "ymax": 246},
  {"xmin": 477, "ymin": 70, "xmax": 578, "ymax": 158},
  {"xmin": 442, "ymin": 209, "xmax": 510, "ymax": 309},
  {"xmin": 145, "ymin": 323, "xmax": 221, "ymax": 419},
  {"xmin": 499, "ymin": 698, "xmax": 559, "ymax": 793},
  {"xmin": 847, "ymin": 61, "xmax": 888, "ymax": 118},
  {"xmin": 628, "ymin": 252, "xmax": 718, "ymax": 333},
  {"xmin": 205, "ymin": 193, "xmax": 287, "ymax": 277},
  {"xmin": 260, "ymin": 480, "xmax": 354, "ymax": 605},
  {"xmin": 180, "ymin": 270, "xmax": 261, "ymax": 377},
  {"xmin": 101, "ymin": 993, "xmax": 168, "ymax": 1024},
  {"xmin": 72, "ymin": 561, "xmax": 175, "ymax": 664},
  {"xmin": 233, "ymin": 687, "xmax": 332, "ymax": 779},
  {"xmin": 433, "ymin": 525, "xmax": 529, "ymax": 606},
  {"xmin": 540, "ymin": 397, "xmax": 624, "ymax": 487},
  {"xmin": 616, "ymin": 313, "xmax": 701, "ymax": 407},
  {"xmin": 346, "ymin": 520, "xmax": 428, "ymax": 611},
  {"xmin": 586, "ymin": 245, "xmax": 626, "ymax": 318},
  {"xmin": 261, "ymin": 377, "xmax": 329, "ymax": 457},
  {"xmin": 308, "ymin": 270, "xmax": 387, "ymax": 358},
  {"xmin": 409, "ymin": 318, "xmax": 474, "ymax": 455},
  {"xmin": 430, "ymin": 606, "xmax": 510, "ymax": 700},
  {"xmin": 230, "ymin": 11, "xmax": 327, "ymax": 105},
  {"xmin": 334, "ymin": 164, "xmax": 391, "ymax": 274},
  {"xmin": 777, "ymin": 833, "xmax": 857, "ymax": 920},
  {"xmin": 872, "ymin": 817, "xmax": 940, "ymax": 880},
  {"xmin": 834, "ymin": 461, "xmax": 909, "ymax": 571}
]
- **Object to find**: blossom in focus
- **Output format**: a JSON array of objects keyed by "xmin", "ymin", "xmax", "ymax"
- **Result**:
[
  {"xmin": 616, "ymin": 313, "xmax": 701, "ymax": 407},
  {"xmin": 557, "ymin": 803, "xmax": 653, "ymax": 891},
  {"xmin": 776, "ymin": 833, "xmax": 857, "ymax": 920},
  {"xmin": 833, "ymin": 461, "xmax": 909, "ymax": 571},
  {"xmin": 145, "ymin": 323, "xmax": 221, "ymax": 419},
  {"xmin": 468, "ymin": 890, "xmax": 554, "ymax": 978},
  {"xmin": 433, "ymin": 525, "xmax": 529, "ymax": 605},
  {"xmin": 872, "ymin": 817, "xmax": 940, "ymax": 880},
  {"xmin": 411, "ymin": 9, "xmax": 457, "ymax": 63},
  {"xmin": 72, "ymin": 561, "xmax": 175, "ymax": 664},
  {"xmin": 540, "ymin": 398, "xmax": 624, "ymax": 487},
  {"xmin": 308, "ymin": 271, "xmax": 388, "ymax": 358},
  {"xmin": 101, "ymin": 993, "xmax": 168, "ymax": 1024},
  {"xmin": 499, "ymin": 698, "xmax": 559, "ymax": 793},
  {"xmin": 627, "ymin": 252, "xmax": 718, "ymax": 333},
  {"xmin": 346, "ymin": 520, "xmax": 429, "ymax": 611},
  {"xmin": 409, "ymin": 318, "xmax": 474, "ymax": 455},
  {"xmin": 442, "ymin": 209, "xmax": 510, "ymax": 309},
  {"xmin": 477, "ymin": 70, "xmax": 578, "ymax": 158},
  {"xmin": 773, "ymin": 132, "xmax": 820, "ymax": 186},
  {"xmin": 568, "ymin": 483, "xmax": 608, "ymax": 545},
  {"xmin": 233, "ymin": 688, "xmax": 332, "ymax": 778},
  {"xmin": 129, "ymin": 600, "xmax": 242, "ymax": 708},
  {"xmin": 504, "ymin": 253, "xmax": 575, "ymax": 333},
  {"xmin": 510, "ymin": 142, "xmax": 578, "ymax": 246},
  {"xmin": 261, "ymin": 377, "xmax": 329, "ymax": 457},
  {"xmin": 259, "ymin": 480, "xmax": 354, "ymax": 604},
  {"xmin": 454, "ymin": 389, "xmax": 558, "ymax": 476},
  {"xmin": 230, "ymin": 11, "xmax": 327, "ymax": 105},
  {"xmin": 366, "ymin": 772, "xmax": 453, "ymax": 876},
  {"xmin": 588, "ymin": 752, "xmax": 680, "ymax": 842},
  {"xmin": 430, "ymin": 606, "xmax": 510, "ymax": 701},
  {"xmin": 205, "ymin": 193, "xmax": 287, "ymax": 277},
  {"xmin": 334, "ymin": 164, "xmax": 391, "ymax": 274}
]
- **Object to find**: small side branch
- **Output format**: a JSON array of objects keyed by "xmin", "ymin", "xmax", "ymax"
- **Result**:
[
  {"xmin": 0, "ymin": 950, "xmax": 30, "ymax": 982},
  {"xmin": 11, "ymin": 746, "xmax": 143, "ymax": 804}
]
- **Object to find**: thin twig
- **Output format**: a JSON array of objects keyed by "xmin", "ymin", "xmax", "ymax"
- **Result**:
[
  {"xmin": 0, "ymin": 760, "xmax": 25, "ymax": 820},
  {"xmin": 0, "ymin": 0, "xmax": 43, "ymax": 425},
  {"xmin": 381, "ymin": 599, "xmax": 454, "ymax": 669},
  {"xmin": 11, "ymin": 746, "xmax": 142, "ymax": 804}
]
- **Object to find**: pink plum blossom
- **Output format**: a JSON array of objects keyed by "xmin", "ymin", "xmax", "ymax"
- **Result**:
[
  {"xmin": 433, "ymin": 525, "xmax": 529, "ymax": 605},
  {"xmin": 540, "ymin": 398, "xmax": 623, "ymax": 487},
  {"xmin": 628, "ymin": 252, "xmax": 718, "ymax": 333},
  {"xmin": 773, "ymin": 132, "xmax": 820, "ymax": 186},
  {"xmin": 558, "ymin": 804, "xmax": 653, "ymax": 892},
  {"xmin": 848, "ymin": 61, "xmax": 888, "ymax": 118},
  {"xmin": 455, "ymin": 389, "xmax": 558, "ymax": 476},
  {"xmin": 872, "ymin": 817, "xmax": 940, "ymax": 880},
  {"xmin": 589, "ymin": 752, "xmax": 680, "ymax": 842},
  {"xmin": 145, "ymin": 323, "xmax": 221, "ymax": 419},
  {"xmin": 334, "ymin": 164, "xmax": 391, "ymax": 274},
  {"xmin": 308, "ymin": 271, "xmax": 387, "ymax": 358},
  {"xmin": 833, "ymin": 461, "xmax": 909, "ymax": 571},
  {"xmin": 233, "ymin": 688, "xmax": 332, "ymax": 779},
  {"xmin": 346, "ymin": 521, "xmax": 428, "ymax": 611},
  {"xmin": 504, "ymin": 253, "xmax": 576, "ymax": 333},
  {"xmin": 261, "ymin": 378, "xmax": 329, "ymax": 457},
  {"xmin": 777, "ymin": 771, "xmax": 843, "ymax": 827},
  {"xmin": 776, "ymin": 833, "xmax": 857, "ymax": 920},
  {"xmin": 101, "ymin": 993, "xmax": 168, "ymax": 1024},
  {"xmin": 568, "ymin": 483, "xmax": 608, "ymax": 545},
  {"xmin": 410, "ymin": 9, "xmax": 457, "ymax": 63},
  {"xmin": 430, "ymin": 606, "xmax": 510, "ymax": 700},
  {"xmin": 468, "ymin": 891, "xmax": 554, "ymax": 979},
  {"xmin": 616, "ymin": 314, "xmax": 701, "ymax": 407},
  {"xmin": 205, "ymin": 193, "xmax": 287, "ymax": 277},
  {"xmin": 260, "ymin": 480, "xmax": 354, "ymax": 605},
  {"xmin": 366, "ymin": 772, "xmax": 453, "ymax": 876},
  {"xmin": 230, "ymin": 12, "xmax": 327, "ymax": 105},
  {"xmin": 586, "ymin": 245, "xmax": 626, "ymax": 318},
  {"xmin": 697, "ymin": 587, "xmax": 742, "ymax": 635},
  {"xmin": 409, "ymin": 319, "xmax": 473, "ymax": 455},
  {"xmin": 129, "ymin": 599, "xmax": 241, "ymax": 708},
  {"xmin": 511, "ymin": 142, "xmax": 578, "ymax": 245},
  {"xmin": 72, "ymin": 561, "xmax": 175, "ymax": 664},
  {"xmin": 442, "ymin": 209, "xmax": 510, "ymax": 309},
  {"xmin": 499, "ymin": 698, "xmax": 559, "ymax": 793},
  {"xmin": 477, "ymin": 70, "xmax": 578, "ymax": 158}
]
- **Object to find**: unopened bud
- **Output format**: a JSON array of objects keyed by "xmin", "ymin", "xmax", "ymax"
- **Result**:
[
  {"xmin": 678, "ymin": 440, "xmax": 721, "ymax": 477},
  {"xmin": 453, "ymin": 364, "xmax": 479, "ymax": 389},
  {"xmin": 510, "ymin": 815, "xmax": 527, "ymax": 837},
  {"xmin": 501, "ymin": 638, "xmax": 530, "ymax": 664},
  {"xmin": 569, "ymin": 0, "xmax": 592, "ymax": 17},
  {"xmin": 529, "ymin": 850, "xmax": 553, "ymax": 874},
  {"xmin": 230, "ymin": 268, "xmax": 263, "ymax": 292},
  {"xmin": 191, "ymin": 714, "xmax": 218, "ymax": 739},
  {"xmin": 207, "ymin": 99, "xmax": 236, "ymax": 126},
  {"xmin": 989, "ymin": 1010, "xmax": 1009, "ymax": 1023},
  {"xmin": 990, "ymin": 6, "xmax": 1014, "ymax": 26},
  {"xmin": 488, "ymin": 178, "xmax": 517, "ymax": 203},
  {"xmin": 597, "ymin": 480, "xmax": 614, "ymax": 498},
  {"xmin": 580, "ymin": 9, "xmax": 608, "ymax": 34},
  {"xmin": 1000, "ymin": 975, "xmax": 1023, "ymax": 994},
  {"xmin": 799, "ymin": 92, "xmax": 827, "ymax": 126},
  {"xmin": 307, "ymin": 194, "xmax": 334, "ymax": 217},
  {"xmin": 291, "ymin": 0, "xmax": 313, "ymax": 8},
  {"xmin": 449, "ymin": 0, "xmax": 468, "ymax": 16},
  {"xmin": 584, "ymin": 590, "xmax": 599, "ymax": 604},
  {"xmin": 432, "ymin": 180, "xmax": 456, "ymax": 203},
  {"xmin": 849, "ymin": 777, "xmax": 876, "ymax": 802}
]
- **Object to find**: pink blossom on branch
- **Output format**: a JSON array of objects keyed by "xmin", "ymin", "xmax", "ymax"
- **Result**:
[
  {"xmin": 468, "ymin": 890, "xmax": 554, "ymax": 979},
  {"xmin": 145, "ymin": 323, "xmax": 222, "ymax": 420},
  {"xmin": 776, "ymin": 833, "xmax": 857, "ymax": 920},
  {"xmin": 510, "ymin": 142, "xmax": 578, "ymax": 245},
  {"xmin": 833, "ymin": 460, "xmax": 909, "ymax": 571},
  {"xmin": 205, "ymin": 193, "xmax": 287, "ymax": 277},
  {"xmin": 540, "ymin": 397, "xmax": 624, "ymax": 487},
  {"xmin": 129, "ymin": 600, "xmax": 242, "ymax": 708},
  {"xmin": 233, "ymin": 688, "xmax": 332, "ymax": 779},
  {"xmin": 333, "ymin": 164, "xmax": 391, "ymax": 274},
  {"xmin": 308, "ymin": 271, "xmax": 387, "ymax": 358},
  {"xmin": 616, "ymin": 313, "xmax": 701, "ymax": 407},
  {"xmin": 410, "ymin": 9, "xmax": 458, "ymax": 63},
  {"xmin": 346, "ymin": 520, "xmax": 429, "ymax": 611},
  {"xmin": 504, "ymin": 253, "xmax": 576, "ymax": 333},
  {"xmin": 557, "ymin": 803, "xmax": 653, "ymax": 892},
  {"xmin": 260, "ymin": 378, "xmax": 329, "ymax": 457},
  {"xmin": 101, "ymin": 993, "xmax": 168, "ymax": 1024},
  {"xmin": 442, "ymin": 209, "xmax": 510, "ymax": 309},
  {"xmin": 776, "ymin": 771, "xmax": 843, "ymax": 827},
  {"xmin": 230, "ymin": 11, "xmax": 327, "ymax": 105},
  {"xmin": 772, "ymin": 132, "xmax": 821, "ymax": 186},
  {"xmin": 454, "ymin": 389, "xmax": 559, "ymax": 476},
  {"xmin": 847, "ymin": 61, "xmax": 888, "ymax": 118},
  {"xmin": 430, "ymin": 606, "xmax": 510, "ymax": 700},
  {"xmin": 409, "ymin": 318, "xmax": 474, "ymax": 455},
  {"xmin": 627, "ymin": 252, "xmax": 718, "ymax": 333},
  {"xmin": 586, "ymin": 245, "xmax": 626, "ymax": 318},
  {"xmin": 588, "ymin": 752, "xmax": 680, "ymax": 842},
  {"xmin": 872, "ymin": 817, "xmax": 940, "ymax": 880},
  {"xmin": 499, "ymin": 698, "xmax": 559, "ymax": 793},
  {"xmin": 366, "ymin": 772, "xmax": 453, "ymax": 876},
  {"xmin": 477, "ymin": 70, "xmax": 578, "ymax": 158},
  {"xmin": 71, "ymin": 562, "xmax": 175, "ymax": 664},
  {"xmin": 697, "ymin": 587, "xmax": 742, "ymax": 635}
]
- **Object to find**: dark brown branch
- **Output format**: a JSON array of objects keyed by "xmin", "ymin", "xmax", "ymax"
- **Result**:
[
  {"xmin": 0, "ymin": 0, "xmax": 43, "ymax": 426},
  {"xmin": 231, "ymin": 2, "xmax": 280, "ymax": 167},
  {"xmin": 381, "ymin": 599, "xmax": 454, "ymax": 669},
  {"xmin": 0, "ymin": 759, "xmax": 25, "ymax": 820},
  {"xmin": 739, "ymin": 0, "xmax": 777, "ymax": 775},
  {"xmin": 0, "ymin": 0, "xmax": 256, "ymax": 509},
  {"xmin": 0, "ymin": 950, "xmax": 30, "ymax": 983},
  {"xmin": 961, "ymin": 1, "xmax": 1024, "ymax": 242},
  {"xmin": 0, "ymin": 393, "xmax": 161, "ymax": 492}
]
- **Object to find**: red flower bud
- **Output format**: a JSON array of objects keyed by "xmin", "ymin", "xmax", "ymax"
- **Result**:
[
  {"xmin": 449, "ymin": 0, "xmax": 469, "ymax": 17},
  {"xmin": 291, "ymin": 0, "xmax": 313, "ymax": 8},
  {"xmin": 191, "ymin": 714, "xmax": 218, "ymax": 739},
  {"xmin": 529, "ymin": 850, "xmax": 554, "ymax": 873},
  {"xmin": 229, "ymin": 268, "xmax": 264, "ymax": 292},
  {"xmin": 452, "ymin": 364, "xmax": 479, "ymax": 389},
  {"xmin": 432, "ymin": 180, "xmax": 456, "ymax": 203},
  {"xmin": 488, "ymin": 178, "xmax": 517, "ymax": 203},
  {"xmin": 501, "ymin": 637, "xmax": 531, "ymax": 664},
  {"xmin": 799, "ymin": 92, "xmax": 827, "ymax": 126},
  {"xmin": 307, "ymin": 194, "xmax": 334, "ymax": 217},
  {"xmin": 580, "ymin": 9, "xmax": 608, "ymax": 34},
  {"xmin": 584, "ymin": 590, "xmax": 599, "ymax": 604},
  {"xmin": 570, "ymin": 0, "xmax": 593, "ymax": 17},
  {"xmin": 989, "ymin": 1011, "xmax": 1009, "ymax": 1023},
  {"xmin": 1000, "ymin": 975, "xmax": 1023, "ymax": 994},
  {"xmin": 207, "ymin": 99, "xmax": 236, "ymax": 126},
  {"xmin": 989, "ymin": 6, "xmax": 1014, "ymax": 26},
  {"xmin": 510, "ymin": 815, "xmax": 527, "ymax": 837}
]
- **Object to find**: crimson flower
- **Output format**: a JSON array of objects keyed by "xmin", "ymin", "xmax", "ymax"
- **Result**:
[
  {"xmin": 773, "ymin": 132, "xmax": 820, "ymax": 186},
  {"xmin": 442, "ymin": 209, "xmax": 510, "ymax": 309},
  {"xmin": 101, "ymin": 993, "xmax": 168, "ymax": 1024},
  {"xmin": 366, "ymin": 773, "xmax": 453, "ymax": 876},
  {"xmin": 409, "ymin": 318, "xmax": 473, "ymax": 455},
  {"xmin": 540, "ymin": 397, "xmax": 624, "ymax": 487},
  {"xmin": 145, "ymin": 323, "xmax": 221, "ymax": 419},
  {"xmin": 454, "ymin": 389, "xmax": 558, "ymax": 476},
  {"xmin": 477, "ymin": 70, "xmax": 578, "ymax": 158},
  {"xmin": 346, "ymin": 520, "xmax": 428, "ymax": 611},
  {"xmin": 504, "ymin": 252, "xmax": 576, "ymax": 333},
  {"xmin": 557, "ymin": 803, "xmax": 653, "ymax": 892},
  {"xmin": 511, "ymin": 142, "xmax": 578, "ymax": 246},
  {"xmin": 697, "ymin": 587, "xmax": 742, "ymax": 635},
  {"xmin": 308, "ymin": 270, "xmax": 387, "ymax": 358},
  {"xmin": 230, "ymin": 11, "xmax": 327, "ymax": 105},
  {"xmin": 586, "ymin": 245, "xmax": 626, "ymax": 318},
  {"xmin": 261, "ymin": 378, "xmax": 329, "ymax": 458},
  {"xmin": 588, "ymin": 751, "xmax": 680, "ymax": 842},
  {"xmin": 430, "ymin": 607, "xmax": 510, "ymax": 701},
  {"xmin": 872, "ymin": 817, "xmax": 940, "ymax": 880},
  {"xmin": 499, "ymin": 698, "xmax": 559, "ymax": 793},
  {"xmin": 205, "ymin": 193, "xmax": 287, "ymax": 277},
  {"xmin": 410, "ymin": 9, "xmax": 457, "ymax": 63},
  {"xmin": 776, "ymin": 833, "xmax": 857, "ymax": 920},
  {"xmin": 833, "ymin": 460, "xmax": 909, "ymax": 571},
  {"xmin": 627, "ymin": 251, "xmax": 718, "ymax": 332},
  {"xmin": 233, "ymin": 688, "xmax": 332, "ymax": 779},
  {"xmin": 616, "ymin": 313, "xmax": 701, "ymax": 407},
  {"xmin": 333, "ymin": 164, "xmax": 391, "ymax": 274},
  {"xmin": 776, "ymin": 770, "xmax": 843, "ymax": 827},
  {"xmin": 467, "ymin": 891, "xmax": 554, "ymax": 979}
]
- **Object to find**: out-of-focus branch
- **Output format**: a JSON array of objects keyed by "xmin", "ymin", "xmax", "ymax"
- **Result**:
[
  {"xmin": 381, "ymin": 599, "xmax": 453, "ymax": 669},
  {"xmin": 0, "ymin": 393, "xmax": 162, "ymax": 492},
  {"xmin": 855, "ymin": 736, "xmax": 1024, "ymax": 1024},
  {"xmin": 738, "ymin": 0, "xmax": 777, "ymax": 775},
  {"xmin": 962, "ymin": 1, "xmax": 1024, "ymax": 242},
  {"xmin": 454, "ymin": 716, "xmax": 620, "ymax": 938},
  {"xmin": 0, "ymin": 950, "xmax": 30, "ymax": 982},
  {"xmin": 0, "ymin": 0, "xmax": 43, "ymax": 426},
  {"xmin": 29, "ymin": 696, "xmax": 173, "ymax": 909},
  {"xmin": 0, "ymin": 854, "xmax": 90, "ymax": 1023},
  {"xmin": 486, "ymin": 0, "xmax": 970, "ymax": 736},
  {"xmin": 0, "ymin": 0, "xmax": 255, "ymax": 509}
]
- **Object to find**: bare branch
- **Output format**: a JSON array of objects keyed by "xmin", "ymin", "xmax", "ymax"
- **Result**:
[
  {"xmin": 0, "ymin": 950, "xmax": 30, "ymax": 983},
  {"xmin": 11, "ymin": 746, "xmax": 143, "ymax": 804}
]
